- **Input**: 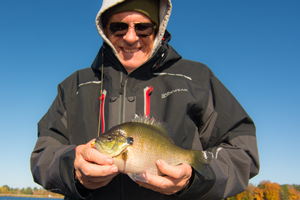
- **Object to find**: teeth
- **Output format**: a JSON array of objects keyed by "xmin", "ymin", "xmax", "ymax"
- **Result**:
[{"xmin": 123, "ymin": 48, "xmax": 139, "ymax": 53}]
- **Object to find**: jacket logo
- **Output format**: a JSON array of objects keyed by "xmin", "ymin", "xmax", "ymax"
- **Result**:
[{"xmin": 161, "ymin": 89, "xmax": 188, "ymax": 99}]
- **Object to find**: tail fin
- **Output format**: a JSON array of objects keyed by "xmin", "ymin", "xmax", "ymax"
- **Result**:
[{"xmin": 190, "ymin": 150, "xmax": 214, "ymax": 177}]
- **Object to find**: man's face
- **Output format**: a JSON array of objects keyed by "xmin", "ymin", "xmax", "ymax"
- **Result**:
[{"xmin": 105, "ymin": 12, "xmax": 155, "ymax": 73}]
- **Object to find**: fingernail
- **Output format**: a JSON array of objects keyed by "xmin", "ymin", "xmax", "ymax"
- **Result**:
[
  {"xmin": 105, "ymin": 158, "xmax": 113, "ymax": 165},
  {"xmin": 156, "ymin": 160, "xmax": 162, "ymax": 166},
  {"xmin": 111, "ymin": 166, "xmax": 118, "ymax": 173}
]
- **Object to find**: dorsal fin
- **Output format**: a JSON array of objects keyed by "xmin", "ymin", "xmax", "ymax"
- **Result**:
[{"xmin": 131, "ymin": 114, "xmax": 172, "ymax": 138}]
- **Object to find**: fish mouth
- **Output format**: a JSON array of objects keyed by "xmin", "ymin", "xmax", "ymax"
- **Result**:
[
  {"xmin": 111, "ymin": 137, "xmax": 134, "ymax": 158},
  {"xmin": 95, "ymin": 136, "xmax": 134, "ymax": 158}
]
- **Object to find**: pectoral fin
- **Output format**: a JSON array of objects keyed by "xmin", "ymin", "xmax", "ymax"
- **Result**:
[{"xmin": 128, "ymin": 171, "xmax": 148, "ymax": 183}]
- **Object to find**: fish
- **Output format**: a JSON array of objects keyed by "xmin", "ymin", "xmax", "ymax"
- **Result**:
[{"xmin": 94, "ymin": 114, "xmax": 213, "ymax": 182}]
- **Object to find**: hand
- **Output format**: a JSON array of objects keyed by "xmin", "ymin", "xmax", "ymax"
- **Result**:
[
  {"xmin": 136, "ymin": 160, "xmax": 192, "ymax": 195},
  {"xmin": 74, "ymin": 139, "xmax": 119, "ymax": 190}
]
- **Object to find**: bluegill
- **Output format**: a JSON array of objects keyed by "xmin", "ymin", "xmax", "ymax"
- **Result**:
[{"xmin": 94, "ymin": 115, "xmax": 213, "ymax": 182}]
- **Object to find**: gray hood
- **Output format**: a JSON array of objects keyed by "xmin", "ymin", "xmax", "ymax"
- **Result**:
[{"xmin": 95, "ymin": 0, "xmax": 172, "ymax": 62}]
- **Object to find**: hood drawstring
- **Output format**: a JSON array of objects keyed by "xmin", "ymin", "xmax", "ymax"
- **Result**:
[
  {"xmin": 153, "ymin": 52, "xmax": 165, "ymax": 69},
  {"xmin": 144, "ymin": 86, "xmax": 153, "ymax": 116},
  {"xmin": 98, "ymin": 47, "xmax": 105, "ymax": 137}
]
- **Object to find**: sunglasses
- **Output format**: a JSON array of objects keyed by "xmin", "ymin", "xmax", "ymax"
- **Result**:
[{"xmin": 108, "ymin": 22, "xmax": 156, "ymax": 38}]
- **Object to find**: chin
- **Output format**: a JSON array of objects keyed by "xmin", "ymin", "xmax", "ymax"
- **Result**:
[
  {"xmin": 122, "ymin": 60, "xmax": 144, "ymax": 72},
  {"xmin": 123, "ymin": 64, "xmax": 139, "ymax": 72}
]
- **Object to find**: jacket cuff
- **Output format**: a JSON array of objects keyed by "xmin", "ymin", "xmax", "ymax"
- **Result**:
[
  {"xmin": 59, "ymin": 148, "xmax": 93, "ymax": 199},
  {"xmin": 175, "ymin": 166, "xmax": 216, "ymax": 199}
]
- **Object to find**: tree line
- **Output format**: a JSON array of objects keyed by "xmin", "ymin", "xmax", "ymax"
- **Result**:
[
  {"xmin": 1, "ymin": 180, "xmax": 300, "ymax": 199},
  {"xmin": 0, "ymin": 185, "xmax": 63, "ymax": 198},
  {"xmin": 225, "ymin": 181, "xmax": 300, "ymax": 200}
]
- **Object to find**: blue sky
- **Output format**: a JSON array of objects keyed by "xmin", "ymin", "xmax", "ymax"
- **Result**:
[{"xmin": 0, "ymin": 1, "xmax": 299, "ymax": 189}]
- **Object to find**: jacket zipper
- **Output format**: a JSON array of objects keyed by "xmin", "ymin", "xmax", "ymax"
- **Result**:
[
  {"xmin": 119, "ymin": 73, "xmax": 127, "ymax": 124},
  {"xmin": 104, "ymin": 45, "xmax": 128, "ymax": 125}
]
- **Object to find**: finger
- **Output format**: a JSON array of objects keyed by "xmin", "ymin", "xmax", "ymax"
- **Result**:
[
  {"xmin": 144, "ymin": 171, "xmax": 175, "ymax": 187},
  {"xmin": 83, "ymin": 148, "xmax": 113, "ymax": 165},
  {"xmin": 136, "ymin": 173, "xmax": 175, "ymax": 195},
  {"xmin": 76, "ymin": 140, "xmax": 113, "ymax": 165},
  {"xmin": 88, "ymin": 173, "xmax": 118, "ymax": 184},
  {"xmin": 135, "ymin": 161, "xmax": 192, "ymax": 195},
  {"xmin": 75, "ymin": 162, "xmax": 119, "ymax": 190},
  {"xmin": 81, "ymin": 177, "xmax": 114, "ymax": 190},
  {"xmin": 156, "ymin": 160, "xmax": 191, "ymax": 179},
  {"xmin": 137, "ymin": 172, "xmax": 188, "ymax": 195},
  {"xmin": 79, "ymin": 162, "xmax": 118, "ymax": 178},
  {"xmin": 78, "ymin": 172, "xmax": 116, "ymax": 190}
]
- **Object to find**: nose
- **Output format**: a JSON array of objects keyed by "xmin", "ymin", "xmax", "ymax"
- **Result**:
[{"xmin": 123, "ymin": 26, "xmax": 139, "ymax": 44}]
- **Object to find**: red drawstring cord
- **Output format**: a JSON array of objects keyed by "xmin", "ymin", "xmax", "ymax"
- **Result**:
[
  {"xmin": 145, "ymin": 86, "xmax": 153, "ymax": 116},
  {"xmin": 99, "ymin": 94, "xmax": 105, "ymax": 134}
]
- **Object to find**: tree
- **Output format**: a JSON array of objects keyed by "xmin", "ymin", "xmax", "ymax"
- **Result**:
[
  {"xmin": 25, "ymin": 187, "xmax": 33, "ymax": 195},
  {"xmin": 289, "ymin": 185, "xmax": 300, "ymax": 200},
  {"xmin": 264, "ymin": 181, "xmax": 281, "ymax": 200},
  {"xmin": 280, "ymin": 184, "xmax": 289, "ymax": 200},
  {"xmin": 234, "ymin": 191, "xmax": 244, "ymax": 200},
  {"xmin": 293, "ymin": 184, "xmax": 300, "ymax": 192},
  {"xmin": 1, "ymin": 185, "xmax": 10, "ymax": 194},
  {"xmin": 2, "ymin": 185, "xmax": 10, "ymax": 191},
  {"xmin": 253, "ymin": 187, "xmax": 264, "ymax": 200}
]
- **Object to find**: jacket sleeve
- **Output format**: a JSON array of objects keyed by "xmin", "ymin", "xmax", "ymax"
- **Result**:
[
  {"xmin": 178, "ymin": 72, "xmax": 260, "ymax": 199},
  {"xmin": 30, "ymin": 84, "xmax": 90, "ymax": 199}
]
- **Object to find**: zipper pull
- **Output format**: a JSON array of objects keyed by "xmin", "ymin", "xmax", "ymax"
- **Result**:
[{"xmin": 119, "ymin": 81, "xmax": 126, "ymax": 95}]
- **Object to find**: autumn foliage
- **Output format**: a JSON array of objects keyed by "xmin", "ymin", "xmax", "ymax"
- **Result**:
[
  {"xmin": 225, "ymin": 181, "xmax": 300, "ymax": 200},
  {"xmin": 0, "ymin": 185, "xmax": 63, "ymax": 198},
  {"xmin": 1, "ymin": 181, "xmax": 300, "ymax": 200},
  {"xmin": 289, "ymin": 186, "xmax": 300, "ymax": 200}
]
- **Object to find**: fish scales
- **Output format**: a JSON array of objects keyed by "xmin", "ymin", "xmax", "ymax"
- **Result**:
[
  {"xmin": 94, "ymin": 115, "xmax": 213, "ymax": 180},
  {"xmin": 114, "ymin": 122, "xmax": 192, "ymax": 175}
]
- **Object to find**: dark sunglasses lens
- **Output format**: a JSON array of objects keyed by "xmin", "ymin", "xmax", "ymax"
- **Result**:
[
  {"xmin": 109, "ymin": 22, "xmax": 154, "ymax": 37},
  {"xmin": 135, "ymin": 23, "xmax": 154, "ymax": 37},
  {"xmin": 109, "ymin": 22, "xmax": 128, "ymax": 35},
  {"xmin": 135, "ymin": 23, "xmax": 152, "ymax": 31}
]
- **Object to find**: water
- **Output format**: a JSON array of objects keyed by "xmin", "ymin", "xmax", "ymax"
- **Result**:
[{"xmin": 0, "ymin": 197, "xmax": 62, "ymax": 200}]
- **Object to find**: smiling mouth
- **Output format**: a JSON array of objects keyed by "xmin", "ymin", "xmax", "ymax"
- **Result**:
[{"xmin": 122, "ymin": 48, "xmax": 140, "ymax": 53}]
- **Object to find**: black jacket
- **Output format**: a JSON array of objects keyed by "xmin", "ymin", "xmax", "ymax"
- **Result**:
[{"xmin": 31, "ymin": 32, "xmax": 259, "ymax": 200}]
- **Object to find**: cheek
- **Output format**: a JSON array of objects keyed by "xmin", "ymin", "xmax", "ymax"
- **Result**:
[
  {"xmin": 104, "ymin": 28, "xmax": 111, "ymax": 40},
  {"xmin": 104, "ymin": 30, "xmax": 118, "ymax": 47},
  {"xmin": 144, "ymin": 39, "xmax": 154, "ymax": 53},
  {"xmin": 110, "ymin": 38, "xmax": 122, "ymax": 51}
]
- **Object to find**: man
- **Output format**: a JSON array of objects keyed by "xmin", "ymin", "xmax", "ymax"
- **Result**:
[{"xmin": 31, "ymin": 0, "xmax": 260, "ymax": 199}]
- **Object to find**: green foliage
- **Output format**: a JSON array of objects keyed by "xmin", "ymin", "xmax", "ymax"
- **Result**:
[
  {"xmin": 1, "ymin": 183, "xmax": 300, "ymax": 199},
  {"xmin": 2, "ymin": 185, "xmax": 10, "ymax": 191},
  {"xmin": 258, "ymin": 183, "xmax": 265, "ymax": 189},
  {"xmin": 293, "ymin": 184, "xmax": 300, "ymax": 192},
  {"xmin": 0, "ymin": 185, "xmax": 62, "ymax": 197},
  {"xmin": 280, "ymin": 185, "xmax": 289, "ymax": 200},
  {"xmin": 228, "ymin": 197, "xmax": 236, "ymax": 200}
]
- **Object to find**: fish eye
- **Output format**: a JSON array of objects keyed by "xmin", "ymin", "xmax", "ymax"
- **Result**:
[{"xmin": 107, "ymin": 136, "xmax": 112, "ymax": 141}]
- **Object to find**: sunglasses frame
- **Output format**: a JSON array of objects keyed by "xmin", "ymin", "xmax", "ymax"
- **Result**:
[{"xmin": 108, "ymin": 22, "xmax": 157, "ymax": 38}]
